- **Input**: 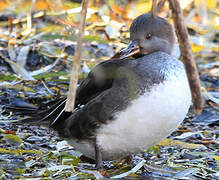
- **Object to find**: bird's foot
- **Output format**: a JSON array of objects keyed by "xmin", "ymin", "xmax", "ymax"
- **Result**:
[{"xmin": 94, "ymin": 139, "xmax": 104, "ymax": 170}]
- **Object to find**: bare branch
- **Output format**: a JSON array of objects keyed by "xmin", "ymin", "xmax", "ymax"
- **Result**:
[
  {"xmin": 157, "ymin": 0, "xmax": 167, "ymax": 13},
  {"xmin": 168, "ymin": 0, "xmax": 204, "ymax": 114},
  {"xmin": 65, "ymin": 0, "xmax": 89, "ymax": 112},
  {"xmin": 152, "ymin": 0, "xmax": 158, "ymax": 18}
]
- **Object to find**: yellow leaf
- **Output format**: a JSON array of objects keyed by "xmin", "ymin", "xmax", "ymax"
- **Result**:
[
  {"xmin": 213, "ymin": 156, "xmax": 219, "ymax": 167},
  {"xmin": 0, "ymin": 148, "xmax": 42, "ymax": 155},
  {"xmin": 213, "ymin": 156, "xmax": 219, "ymax": 161},
  {"xmin": 5, "ymin": 84, "xmax": 35, "ymax": 92},
  {"xmin": 158, "ymin": 138, "xmax": 206, "ymax": 149},
  {"xmin": 0, "ymin": 1, "xmax": 10, "ymax": 10},
  {"xmin": 194, "ymin": 0, "xmax": 202, "ymax": 7},
  {"xmin": 215, "ymin": 17, "xmax": 219, "ymax": 29},
  {"xmin": 191, "ymin": 42, "xmax": 204, "ymax": 53},
  {"xmin": 206, "ymin": 0, "xmax": 217, "ymax": 10},
  {"xmin": 51, "ymin": 86, "xmax": 60, "ymax": 92},
  {"xmin": 3, "ymin": 134, "xmax": 23, "ymax": 146},
  {"xmin": 108, "ymin": 0, "xmax": 115, "ymax": 8},
  {"xmin": 135, "ymin": 2, "xmax": 152, "ymax": 16},
  {"xmin": 35, "ymin": 0, "xmax": 51, "ymax": 10}
]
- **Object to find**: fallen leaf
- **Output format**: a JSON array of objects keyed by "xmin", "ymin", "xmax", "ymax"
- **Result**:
[{"xmin": 158, "ymin": 138, "xmax": 207, "ymax": 149}]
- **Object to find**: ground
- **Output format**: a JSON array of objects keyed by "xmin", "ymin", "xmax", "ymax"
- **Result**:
[{"xmin": 0, "ymin": 0, "xmax": 218, "ymax": 179}]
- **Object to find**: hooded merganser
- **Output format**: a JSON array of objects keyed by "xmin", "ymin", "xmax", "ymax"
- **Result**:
[{"xmin": 7, "ymin": 13, "xmax": 191, "ymax": 169}]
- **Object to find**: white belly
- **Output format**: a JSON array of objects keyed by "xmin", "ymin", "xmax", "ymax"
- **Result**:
[{"xmin": 67, "ymin": 69, "xmax": 191, "ymax": 160}]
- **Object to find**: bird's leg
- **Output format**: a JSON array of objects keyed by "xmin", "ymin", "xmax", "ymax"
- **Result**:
[{"xmin": 94, "ymin": 138, "xmax": 103, "ymax": 170}]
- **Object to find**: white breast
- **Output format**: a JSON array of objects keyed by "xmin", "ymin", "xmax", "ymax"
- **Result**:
[
  {"xmin": 67, "ymin": 65, "xmax": 192, "ymax": 160},
  {"xmin": 96, "ymin": 68, "xmax": 191, "ymax": 160}
]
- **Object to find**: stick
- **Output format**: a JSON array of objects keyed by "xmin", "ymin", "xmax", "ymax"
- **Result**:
[
  {"xmin": 65, "ymin": 0, "xmax": 89, "ymax": 112},
  {"xmin": 157, "ymin": 0, "xmax": 167, "ymax": 13},
  {"xmin": 152, "ymin": 0, "xmax": 158, "ymax": 18},
  {"xmin": 168, "ymin": 0, "xmax": 203, "ymax": 114},
  {"xmin": 27, "ymin": 0, "xmax": 36, "ymax": 30}
]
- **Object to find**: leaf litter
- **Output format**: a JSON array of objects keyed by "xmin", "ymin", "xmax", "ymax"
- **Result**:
[{"xmin": 0, "ymin": 0, "xmax": 218, "ymax": 179}]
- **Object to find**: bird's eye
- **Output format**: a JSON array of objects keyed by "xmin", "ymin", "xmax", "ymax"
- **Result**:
[{"xmin": 146, "ymin": 33, "xmax": 152, "ymax": 39}]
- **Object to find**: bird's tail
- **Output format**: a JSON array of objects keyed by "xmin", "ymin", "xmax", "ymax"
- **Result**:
[{"xmin": 4, "ymin": 97, "xmax": 70, "ymax": 127}]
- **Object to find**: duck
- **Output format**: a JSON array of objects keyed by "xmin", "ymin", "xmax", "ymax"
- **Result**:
[{"xmin": 6, "ymin": 13, "xmax": 192, "ymax": 169}]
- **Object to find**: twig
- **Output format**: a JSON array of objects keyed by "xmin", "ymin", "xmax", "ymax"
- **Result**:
[
  {"xmin": 152, "ymin": 0, "xmax": 167, "ymax": 17},
  {"xmin": 168, "ymin": 0, "xmax": 203, "ymax": 114},
  {"xmin": 152, "ymin": 0, "xmax": 158, "ymax": 18},
  {"xmin": 27, "ymin": 0, "xmax": 36, "ymax": 30},
  {"xmin": 157, "ymin": 0, "xmax": 167, "ymax": 13},
  {"xmin": 65, "ymin": 0, "xmax": 89, "ymax": 112}
]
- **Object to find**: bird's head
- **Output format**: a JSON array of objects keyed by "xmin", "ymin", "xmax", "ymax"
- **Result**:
[{"xmin": 120, "ymin": 13, "xmax": 176, "ymax": 59}]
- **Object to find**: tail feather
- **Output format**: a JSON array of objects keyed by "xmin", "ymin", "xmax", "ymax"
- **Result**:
[
  {"xmin": 5, "ymin": 97, "xmax": 70, "ymax": 126},
  {"xmin": 5, "ymin": 106, "xmax": 38, "ymax": 115}
]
